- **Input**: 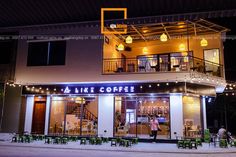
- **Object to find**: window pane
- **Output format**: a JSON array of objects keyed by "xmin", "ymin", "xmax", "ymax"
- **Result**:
[
  {"xmin": 27, "ymin": 42, "xmax": 48, "ymax": 66},
  {"xmin": 49, "ymin": 98, "xmax": 66, "ymax": 135},
  {"xmin": 183, "ymin": 96, "xmax": 202, "ymax": 138},
  {"xmin": 49, "ymin": 41, "xmax": 66, "ymax": 65},
  {"xmin": 0, "ymin": 41, "xmax": 13, "ymax": 64}
]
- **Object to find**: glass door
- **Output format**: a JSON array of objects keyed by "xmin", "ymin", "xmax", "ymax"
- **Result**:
[
  {"xmin": 159, "ymin": 54, "xmax": 170, "ymax": 71},
  {"xmin": 114, "ymin": 96, "xmax": 137, "ymax": 137},
  {"xmin": 137, "ymin": 97, "xmax": 170, "ymax": 139}
]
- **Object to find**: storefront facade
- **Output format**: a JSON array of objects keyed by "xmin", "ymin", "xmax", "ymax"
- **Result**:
[
  {"xmin": 21, "ymin": 82, "xmax": 215, "ymax": 140},
  {"xmin": 9, "ymin": 19, "xmax": 227, "ymax": 140}
]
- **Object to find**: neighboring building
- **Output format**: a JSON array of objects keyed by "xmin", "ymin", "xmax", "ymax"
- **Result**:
[
  {"xmin": 0, "ymin": 32, "xmax": 20, "ymax": 132},
  {"xmin": 2, "ymin": 18, "xmax": 226, "ymax": 140}
]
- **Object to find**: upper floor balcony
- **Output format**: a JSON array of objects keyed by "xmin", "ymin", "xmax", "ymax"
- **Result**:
[
  {"xmin": 103, "ymin": 55, "xmax": 223, "ymax": 77},
  {"xmin": 102, "ymin": 19, "xmax": 228, "ymax": 79}
]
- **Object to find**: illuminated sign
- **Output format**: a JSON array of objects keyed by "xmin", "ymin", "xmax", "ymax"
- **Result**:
[{"xmin": 63, "ymin": 85, "xmax": 135, "ymax": 94}]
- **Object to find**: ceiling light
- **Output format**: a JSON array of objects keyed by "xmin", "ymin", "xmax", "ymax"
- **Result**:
[
  {"xmin": 125, "ymin": 35, "xmax": 133, "ymax": 44},
  {"xmin": 200, "ymin": 38, "xmax": 208, "ymax": 47},
  {"xmin": 179, "ymin": 43, "xmax": 186, "ymax": 51},
  {"xmin": 142, "ymin": 47, "xmax": 148, "ymax": 54},
  {"xmin": 117, "ymin": 43, "xmax": 124, "ymax": 51},
  {"xmin": 160, "ymin": 33, "xmax": 168, "ymax": 42}
]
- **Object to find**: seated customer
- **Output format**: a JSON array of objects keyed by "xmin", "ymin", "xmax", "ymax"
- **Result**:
[{"xmin": 218, "ymin": 125, "xmax": 227, "ymax": 140}]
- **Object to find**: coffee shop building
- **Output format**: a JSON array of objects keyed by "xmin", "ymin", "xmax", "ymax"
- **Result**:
[{"xmin": 9, "ymin": 18, "xmax": 228, "ymax": 140}]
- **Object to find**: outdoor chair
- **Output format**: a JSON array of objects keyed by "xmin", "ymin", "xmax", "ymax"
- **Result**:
[
  {"xmin": 111, "ymin": 139, "xmax": 117, "ymax": 146},
  {"xmin": 19, "ymin": 135, "xmax": 26, "ymax": 143},
  {"xmin": 95, "ymin": 137, "xmax": 102, "ymax": 145},
  {"xmin": 149, "ymin": 63, "xmax": 159, "ymax": 72},
  {"xmin": 89, "ymin": 137, "xmax": 96, "ymax": 145},
  {"xmin": 12, "ymin": 136, "xmax": 19, "ymax": 143},
  {"xmin": 132, "ymin": 138, "xmax": 138, "ymax": 144},
  {"xmin": 196, "ymin": 138, "xmax": 202, "ymax": 146},
  {"xmin": 45, "ymin": 137, "xmax": 53, "ymax": 144},
  {"xmin": 219, "ymin": 139, "xmax": 228, "ymax": 148},
  {"xmin": 53, "ymin": 137, "xmax": 61, "ymax": 144},
  {"xmin": 190, "ymin": 140, "xmax": 197, "ymax": 149},
  {"xmin": 119, "ymin": 139, "xmax": 126, "ymax": 146},
  {"xmin": 230, "ymin": 139, "xmax": 236, "ymax": 147},
  {"xmin": 177, "ymin": 140, "xmax": 184, "ymax": 148},
  {"xmin": 61, "ymin": 137, "xmax": 68, "ymax": 144},
  {"xmin": 126, "ymin": 140, "xmax": 132, "ymax": 147},
  {"xmin": 102, "ymin": 137, "xmax": 109, "ymax": 143},
  {"xmin": 80, "ymin": 138, "xmax": 87, "ymax": 145},
  {"xmin": 138, "ymin": 61, "xmax": 147, "ymax": 72},
  {"xmin": 25, "ymin": 136, "xmax": 33, "ymax": 143},
  {"xmin": 184, "ymin": 139, "xmax": 191, "ymax": 149}
]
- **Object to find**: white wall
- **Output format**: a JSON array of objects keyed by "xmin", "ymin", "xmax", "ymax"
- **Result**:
[
  {"xmin": 24, "ymin": 96, "xmax": 34, "ymax": 133},
  {"xmin": 201, "ymin": 97, "xmax": 207, "ymax": 130},
  {"xmin": 98, "ymin": 95, "xmax": 114, "ymax": 137},
  {"xmin": 44, "ymin": 96, "xmax": 51, "ymax": 135},
  {"xmin": 14, "ymin": 27, "xmax": 224, "ymax": 90},
  {"xmin": 170, "ymin": 94, "xmax": 183, "ymax": 139}
]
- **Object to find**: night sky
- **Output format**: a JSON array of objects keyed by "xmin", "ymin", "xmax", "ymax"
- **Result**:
[{"xmin": 212, "ymin": 17, "xmax": 236, "ymax": 81}]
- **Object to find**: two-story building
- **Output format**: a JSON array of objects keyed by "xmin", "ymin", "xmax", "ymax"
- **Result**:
[{"xmin": 2, "ymin": 16, "xmax": 226, "ymax": 141}]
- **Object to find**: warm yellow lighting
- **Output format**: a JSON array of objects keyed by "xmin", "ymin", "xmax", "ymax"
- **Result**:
[
  {"xmin": 142, "ymin": 47, "xmax": 148, "ymax": 54},
  {"xmin": 159, "ymin": 58, "xmax": 162, "ymax": 63},
  {"xmin": 75, "ymin": 97, "xmax": 85, "ymax": 104},
  {"xmin": 125, "ymin": 35, "xmax": 133, "ymax": 44},
  {"xmin": 184, "ymin": 56, "xmax": 189, "ymax": 62},
  {"xmin": 160, "ymin": 33, "xmax": 168, "ymax": 42},
  {"xmin": 117, "ymin": 43, "xmax": 124, "ymax": 51},
  {"xmin": 143, "ymin": 30, "xmax": 148, "ymax": 33},
  {"xmin": 200, "ymin": 38, "xmax": 208, "ymax": 47},
  {"xmin": 181, "ymin": 52, "xmax": 188, "ymax": 56},
  {"xmin": 179, "ymin": 44, "xmax": 186, "ymax": 51}
]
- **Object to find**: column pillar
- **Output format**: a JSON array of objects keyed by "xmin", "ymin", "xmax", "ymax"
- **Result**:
[
  {"xmin": 44, "ymin": 96, "xmax": 51, "ymax": 135},
  {"xmin": 170, "ymin": 94, "xmax": 183, "ymax": 139},
  {"xmin": 201, "ymin": 97, "xmax": 207, "ymax": 130},
  {"xmin": 24, "ymin": 96, "xmax": 34, "ymax": 133},
  {"xmin": 98, "ymin": 95, "xmax": 114, "ymax": 137}
]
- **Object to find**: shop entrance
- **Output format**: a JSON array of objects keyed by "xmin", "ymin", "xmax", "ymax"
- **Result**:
[
  {"xmin": 114, "ymin": 96, "xmax": 170, "ymax": 139},
  {"xmin": 31, "ymin": 102, "xmax": 46, "ymax": 134}
]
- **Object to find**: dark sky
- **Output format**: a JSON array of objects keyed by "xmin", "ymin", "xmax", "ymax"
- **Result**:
[{"xmin": 211, "ymin": 17, "xmax": 236, "ymax": 81}]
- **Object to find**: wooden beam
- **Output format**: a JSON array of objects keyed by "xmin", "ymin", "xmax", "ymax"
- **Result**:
[
  {"xmin": 161, "ymin": 23, "xmax": 171, "ymax": 39},
  {"xmin": 131, "ymin": 25, "xmax": 147, "ymax": 41}
]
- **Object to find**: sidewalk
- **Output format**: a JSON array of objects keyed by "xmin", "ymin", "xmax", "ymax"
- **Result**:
[{"xmin": 1, "ymin": 140, "xmax": 236, "ymax": 154}]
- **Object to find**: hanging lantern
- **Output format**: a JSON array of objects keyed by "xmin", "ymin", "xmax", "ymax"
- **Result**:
[
  {"xmin": 160, "ymin": 33, "xmax": 168, "ymax": 42},
  {"xmin": 200, "ymin": 38, "xmax": 208, "ymax": 47},
  {"xmin": 179, "ymin": 44, "xmax": 186, "ymax": 51},
  {"xmin": 142, "ymin": 47, "xmax": 148, "ymax": 54},
  {"xmin": 125, "ymin": 35, "xmax": 133, "ymax": 44},
  {"xmin": 117, "ymin": 43, "xmax": 124, "ymax": 51}
]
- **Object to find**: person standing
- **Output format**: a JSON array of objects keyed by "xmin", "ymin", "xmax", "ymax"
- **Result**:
[{"xmin": 150, "ymin": 116, "xmax": 161, "ymax": 143}]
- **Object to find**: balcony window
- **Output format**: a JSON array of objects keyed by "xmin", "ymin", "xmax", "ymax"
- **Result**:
[{"xmin": 27, "ymin": 40, "xmax": 66, "ymax": 66}]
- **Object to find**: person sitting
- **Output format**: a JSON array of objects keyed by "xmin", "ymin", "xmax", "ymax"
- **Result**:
[{"xmin": 218, "ymin": 125, "xmax": 227, "ymax": 140}]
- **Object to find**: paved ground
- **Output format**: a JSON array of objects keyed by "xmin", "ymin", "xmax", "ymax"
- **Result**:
[
  {"xmin": 0, "ymin": 140, "xmax": 236, "ymax": 157},
  {"xmin": 0, "ymin": 145, "xmax": 236, "ymax": 157},
  {"xmin": 0, "ymin": 134, "xmax": 236, "ymax": 157}
]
